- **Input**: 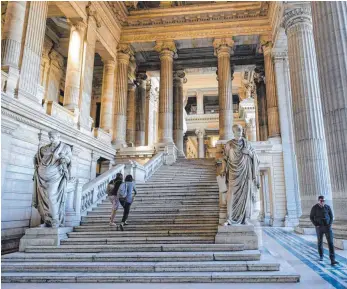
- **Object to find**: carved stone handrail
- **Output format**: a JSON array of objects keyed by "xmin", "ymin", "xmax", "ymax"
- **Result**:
[{"xmin": 80, "ymin": 164, "xmax": 125, "ymax": 214}]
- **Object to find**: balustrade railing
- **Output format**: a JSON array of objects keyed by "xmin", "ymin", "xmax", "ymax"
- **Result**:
[{"xmin": 80, "ymin": 164, "xmax": 124, "ymax": 214}]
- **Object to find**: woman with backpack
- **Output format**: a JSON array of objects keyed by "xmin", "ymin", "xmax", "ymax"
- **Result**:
[
  {"xmin": 107, "ymin": 173, "xmax": 123, "ymax": 227},
  {"xmin": 118, "ymin": 175, "xmax": 137, "ymax": 231}
]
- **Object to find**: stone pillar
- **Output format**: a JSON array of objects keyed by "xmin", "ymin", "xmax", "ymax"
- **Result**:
[
  {"xmin": 63, "ymin": 20, "xmax": 87, "ymax": 112},
  {"xmin": 135, "ymin": 73, "xmax": 147, "ymax": 146},
  {"xmin": 213, "ymin": 38, "xmax": 234, "ymax": 141},
  {"xmin": 112, "ymin": 44, "xmax": 132, "ymax": 148},
  {"xmin": 254, "ymin": 67, "xmax": 268, "ymax": 141},
  {"xmin": 273, "ymin": 50, "xmax": 300, "ymax": 226},
  {"xmin": 173, "ymin": 70, "xmax": 186, "ymax": 155},
  {"xmin": 154, "ymin": 41, "xmax": 176, "ymax": 144},
  {"xmin": 17, "ymin": 1, "xmax": 48, "ymax": 105},
  {"xmin": 79, "ymin": 6, "xmax": 100, "ymax": 132},
  {"xmin": 283, "ymin": 4, "xmax": 333, "ymax": 232},
  {"xmin": 196, "ymin": 130, "xmax": 205, "ymax": 158},
  {"xmin": 1, "ymin": 1, "xmax": 26, "ymax": 97},
  {"xmin": 312, "ymin": 2, "xmax": 347, "ymax": 225},
  {"xmin": 46, "ymin": 50, "xmax": 64, "ymax": 103},
  {"xmin": 145, "ymin": 79, "xmax": 151, "ymax": 146},
  {"xmin": 261, "ymin": 39, "xmax": 281, "ymax": 138},
  {"xmin": 126, "ymin": 83, "xmax": 136, "ymax": 146},
  {"xmin": 100, "ymin": 59, "xmax": 116, "ymax": 134},
  {"xmin": 196, "ymin": 90, "xmax": 204, "ymax": 114},
  {"xmin": 246, "ymin": 119, "xmax": 257, "ymax": 142},
  {"xmin": 183, "ymin": 134, "xmax": 188, "ymax": 157},
  {"xmin": 90, "ymin": 151, "xmax": 100, "ymax": 180}
]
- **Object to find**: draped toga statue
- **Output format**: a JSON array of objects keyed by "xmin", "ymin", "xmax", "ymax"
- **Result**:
[
  {"xmin": 32, "ymin": 131, "xmax": 72, "ymax": 228},
  {"xmin": 222, "ymin": 124, "xmax": 260, "ymax": 225}
]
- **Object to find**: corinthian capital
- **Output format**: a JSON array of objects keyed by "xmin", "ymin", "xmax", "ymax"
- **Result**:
[
  {"xmin": 282, "ymin": 5, "xmax": 312, "ymax": 31},
  {"xmin": 154, "ymin": 40, "xmax": 177, "ymax": 53},
  {"xmin": 117, "ymin": 43, "xmax": 133, "ymax": 64},
  {"xmin": 213, "ymin": 37, "xmax": 234, "ymax": 56},
  {"xmin": 67, "ymin": 18, "xmax": 87, "ymax": 32},
  {"xmin": 260, "ymin": 35, "xmax": 273, "ymax": 56}
]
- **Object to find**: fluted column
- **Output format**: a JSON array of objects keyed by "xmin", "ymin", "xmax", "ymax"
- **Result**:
[
  {"xmin": 261, "ymin": 39, "xmax": 281, "ymax": 138},
  {"xmin": 17, "ymin": 1, "xmax": 48, "ymax": 104},
  {"xmin": 173, "ymin": 70, "xmax": 186, "ymax": 154},
  {"xmin": 273, "ymin": 50, "xmax": 301, "ymax": 226},
  {"xmin": 312, "ymin": 2, "xmax": 347, "ymax": 223},
  {"xmin": 126, "ymin": 83, "xmax": 136, "ymax": 145},
  {"xmin": 145, "ymin": 79, "xmax": 151, "ymax": 146},
  {"xmin": 113, "ymin": 44, "xmax": 132, "ymax": 148},
  {"xmin": 283, "ymin": 4, "xmax": 333, "ymax": 231},
  {"xmin": 135, "ymin": 73, "xmax": 147, "ymax": 146},
  {"xmin": 196, "ymin": 130, "xmax": 205, "ymax": 158},
  {"xmin": 79, "ymin": 6, "xmax": 100, "ymax": 132},
  {"xmin": 63, "ymin": 20, "xmax": 87, "ymax": 111},
  {"xmin": 254, "ymin": 67, "xmax": 268, "ymax": 141},
  {"xmin": 154, "ymin": 41, "xmax": 176, "ymax": 143},
  {"xmin": 213, "ymin": 38, "xmax": 234, "ymax": 141},
  {"xmin": 1, "ymin": 1, "xmax": 26, "ymax": 96},
  {"xmin": 100, "ymin": 59, "xmax": 116, "ymax": 134}
]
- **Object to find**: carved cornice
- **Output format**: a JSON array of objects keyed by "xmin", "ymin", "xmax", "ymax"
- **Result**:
[
  {"xmin": 282, "ymin": 6, "xmax": 312, "ymax": 31},
  {"xmin": 120, "ymin": 18, "xmax": 271, "ymax": 43}
]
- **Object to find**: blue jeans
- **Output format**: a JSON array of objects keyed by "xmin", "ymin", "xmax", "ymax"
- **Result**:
[{"xmin": 316, "ymin": 225, "xmax": 335, "ymax": 261}]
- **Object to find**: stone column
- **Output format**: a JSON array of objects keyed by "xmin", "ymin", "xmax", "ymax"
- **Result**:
[
  {"xmin": 173, "ymin": 70, "xmax": 186, "ymax": 155},
  {"xmin": 183, "ymin": 134, "xmax": 188, "ymax": 157},
  {"xmin": 126, "ymin": 83, "xmax": 136, "ymax": 146},
  {"xmin": 17, "ymin": 1, "xmax": 48, "ymax": 105},
  {"xmin": 283, "ymin": 4, "xmax": 333, "ymax": 232},
  {"xmin": 100, "ymin": 59, "xmax": 116, "ymax": 134},
  {"xmin": 273, "ymin": 50, "xmax": 300, "ymax": 226},
  {"xmin": 312, "ymin": 2, "xmax": 347, "ymax": 225},
  {"xmin": 254, "ymin": 67, "xmax": 268, "ymax": 141},
  {"xmin": 1, "ymin": 1, "xmax": 26, "ymax": 97},
  {"xmin": 90, "ymin": 151, "xmax": 100, "ymax": 180},
  {"xmin": 261, "ymin": 39, "xmax": 281, "ymax": 138},
  {"xmin": 79, "ymin": 6, "xmax": 100, "ymax": 132},
  {"xmin": 112, "ymin": 44, "xmax": 132, "ymax": 148},
  {"xmin": 196, "ymin": 90, "xmax": 204, "ymax": 114},
  {"xmin": 63, "ymin": 20, "xmax": 87, "ymax": 111},
  {"xmin": 135, "ymin": 73, "xmax": 147, "ymax": 146},
  {"xmin": 196, "ymin": 130, "xmax": 205, "ymax": 158},
  {"xmin": 213, "ymin": 38, "xmax": 234, "ymax": 141},
  {"xmin": 154, "ymin": 41, "xmax": 176, "ymax": 143},
  {"xmin": 145, "ymin": 79, "xmax": 151, "ymax": 146},
  {"xmin": 45, "ymin": 50, "xmax": 64, "ymax": 103}
]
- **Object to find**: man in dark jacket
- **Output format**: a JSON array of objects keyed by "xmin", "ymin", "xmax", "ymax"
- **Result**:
[{"xmin": 310, "ymin": 195, "xmax": 339, "ymax": 265}]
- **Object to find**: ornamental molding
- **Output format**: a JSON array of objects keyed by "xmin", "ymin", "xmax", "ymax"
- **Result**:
[
  {"xmin": 120, "ymin": 20, "xmax": 271, "ymax": 43},
  {"xmin": 186, "ymin": 114, "xmax": 219, "ymax": 122},
  {"xmin": 1, "ymin": 94, "xmax": 115, "ymax": 158},
  {"xmin": 282, "ymin": 6, "xmax": 312, "ymax": 31}
]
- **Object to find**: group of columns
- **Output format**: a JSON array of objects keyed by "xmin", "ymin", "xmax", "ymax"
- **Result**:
[{"xmin": 280, "ymin": 2, "xmax": 347, "ymax": 228}]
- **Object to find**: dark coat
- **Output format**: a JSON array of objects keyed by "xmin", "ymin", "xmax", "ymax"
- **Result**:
[{"xmin": 310, "ymin": 204, "xmax": 333, "ymax": 226}]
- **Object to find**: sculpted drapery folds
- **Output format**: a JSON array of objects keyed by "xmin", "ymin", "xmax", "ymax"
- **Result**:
[
  {"xmin": 32, "ymin": 131, "xmax": 72, "ymax": 228},
  {"xmin": 223, "ymin": 124, "xmax": 260, "ymax": 225}
]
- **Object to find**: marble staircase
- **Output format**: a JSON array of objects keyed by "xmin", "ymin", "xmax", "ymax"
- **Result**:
[{"xmin": 1, "ymin": 158, "xmax": 299, "ymax": 283}]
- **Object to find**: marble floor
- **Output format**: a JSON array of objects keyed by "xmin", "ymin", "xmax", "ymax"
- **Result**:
[{"xmin": 2, "ymin": 227, "xmax": 347, "ymax": 289}]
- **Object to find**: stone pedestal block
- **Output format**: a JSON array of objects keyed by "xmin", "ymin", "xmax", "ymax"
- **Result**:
[
  {"xmin": 19, "ymin": 226, "xmax": 73, "ymax": 252},
  {"xmin": 215, "ymin": 225, "xmax": 259, "ymax": 250}
]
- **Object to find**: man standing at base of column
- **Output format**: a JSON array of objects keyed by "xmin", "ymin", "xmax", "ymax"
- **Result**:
[{"xmin": 310, "ymin": 196, "xmax": 339, "ymax": 266}]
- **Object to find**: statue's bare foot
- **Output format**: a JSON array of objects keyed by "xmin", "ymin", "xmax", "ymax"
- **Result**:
[{"xmin": 223, "ymin": 221, "xmax": 231, "ymax": 226}]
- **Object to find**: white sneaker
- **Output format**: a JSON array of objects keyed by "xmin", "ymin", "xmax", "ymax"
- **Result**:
[{"xmin": 109, "ymin": 222, "xmax": 117, "ymax": 227}]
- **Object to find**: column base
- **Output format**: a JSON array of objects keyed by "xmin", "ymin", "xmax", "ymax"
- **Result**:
[
  {"xmin": 215, "ymin": 224, "xmax": 259, "ymax": 250},
  {"xmin": 294, "ymin": 216, "xmax": 316, "ymax": 235},
  {"xmin": 284, "ymin": 215, "xmax": 299, "ymax": 227},
  {"xmin": 19, "ymin": 226, "xmax": 73, "ymax": 252}
]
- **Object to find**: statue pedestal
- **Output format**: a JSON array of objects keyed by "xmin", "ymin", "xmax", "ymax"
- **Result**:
[
  {"xmin": 215, "ymin": 224, "xmax": 259, "ymax": 250},
  {"xmin": 19, "ymin": 226, "xmax": 72, "ymax": 252}
]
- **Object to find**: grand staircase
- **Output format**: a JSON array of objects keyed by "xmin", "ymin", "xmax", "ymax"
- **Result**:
[{"xmin": 2, "ymin": 158, "xmax": 299, "ymax": 283}]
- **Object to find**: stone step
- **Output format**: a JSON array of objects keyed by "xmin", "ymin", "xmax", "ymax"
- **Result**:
[
  {"xmin": 83, "ymin": 212, "xmax": 219, "ymax": 218},
  {"xmin": 24, "ymin": 244, "xmax": 244, "ymax": 253},
  {"xmin": 1, "ymin": 270, "xmax": 300, "ymax": 283},
  {"xmin": 98, "ymin": 201, "xmax": 218, "ymax": 207},
  {"xmin": 67, "ymin": 230, "xmax": 217, "ymax": 238},
  {"xmin": 81, "ymin": 219, "xmax": 219, "ymax": 225},
  {"xmin": 74, "ymin": 224, "xmax": 218, "ymax": 232},
  {"xmin": 136, "ymin": 183, "xmax": 218, "ymax": 188},
  {"xmin": 1, "ymin": 260, "xmax": 279, "ymax": 273},
  {"xmin": 3, "ymin": 251, "xmax": 258, "ymax": 262},
  {"xmin": 101, "ymin": 196, "xmax": 219, "ymax": 202},
  {"xmin": 91, "ymin": 207, "xmax": 218, "ymax": 213},
  {"xmin": 61, "ymin": 236, "xmax": 216, "ymax": 245}
]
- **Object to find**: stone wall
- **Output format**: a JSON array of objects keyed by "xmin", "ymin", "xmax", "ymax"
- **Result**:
[{"xmin": 1, "ymin": 94, "xmax": 115, "ymax": 254}]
